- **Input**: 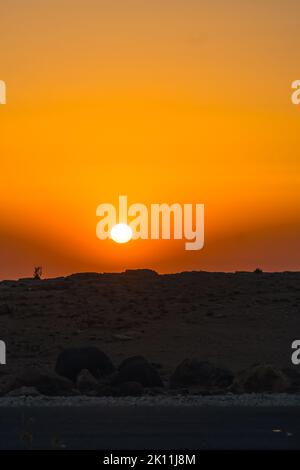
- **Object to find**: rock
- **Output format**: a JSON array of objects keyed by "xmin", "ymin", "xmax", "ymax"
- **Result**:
[
  {"xmin": 232, "ymin": 364, "xmax": 291, "ymax": 393},
  {"xmin": 118, "ymin": 381, "xmax": 144, "ymax": 396},
  {"xmin": 170, "ymin": 359, "xmax": 234, "ymax": 391},
  {"xmin": 55, "ymin": 347, "xmax": 115, "ymax": 382},
  {"xmin": 113, "ymin": 356, "xmax": 163, "ymax": 388},
  {"xmin": 7, "ymin": 386, "xmax": 40, "ymax": 397},
  {"xmin": 97, "ymin": 384, "xmax": 120, "ymax": 397},
  {"xmin": 76, "ymin": 369, "xmax": 99, "ymax": 394},
  {"xmin": 144, "ymin": 386, "xmax": 166, "ymax": 396},
  {"xmin": 7, "ymin": 369, "xmax": 74, "ymax": 396}
]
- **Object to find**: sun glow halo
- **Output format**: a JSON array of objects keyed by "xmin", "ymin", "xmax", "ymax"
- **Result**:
[{"xmin": 110, "ymin": 224, "xmax": 133, "ymax": 244}]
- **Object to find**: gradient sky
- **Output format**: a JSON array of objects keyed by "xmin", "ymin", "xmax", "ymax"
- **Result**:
[{"xmin": 1, "ymin": 0, "xmax": 300, "ymax": 279}]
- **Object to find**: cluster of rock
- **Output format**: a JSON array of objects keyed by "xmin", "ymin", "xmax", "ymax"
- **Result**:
[{"xmin": 0, "ymin": 347, "xmax": 299, "ymax": 397}]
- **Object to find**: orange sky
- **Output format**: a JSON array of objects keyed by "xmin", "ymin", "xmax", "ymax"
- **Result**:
[{"xmin": 1, "ymin": 0, "xmax": 300, "ymax": 279}]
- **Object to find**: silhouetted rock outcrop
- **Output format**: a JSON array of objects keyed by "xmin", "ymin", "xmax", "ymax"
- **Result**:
[
  {"xmin": 112, "ymin": 356, "xmax": 163, "ymax": 388},
  {"xmin": 55, "ymin": 347, "xmax": 115, "ymax": 382},
  {"xmin": 232, "ymin": 364, "xmax": 290, "ymax": 393},
  {"xmin": 7, "ymin": 386, "xmax": 40, "ymax": 397},
  {"xmin": 8, "ymin": 368, "xmax": 74, "ymax": 396},
  {"xmin": 170, "ymin": 359, "xmax": 233, "ymax": 391},
  {"xmin": 118, "ymin": 381, "xmax": 144, "ymax": 396},
  {"xmin": 76, "ymin": 369, "xmax": 99, "ymax": 394}
]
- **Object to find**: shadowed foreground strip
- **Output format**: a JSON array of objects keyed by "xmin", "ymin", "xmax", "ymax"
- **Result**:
[{"xmin": 1, "ymin": 403, "xmax": 300, "ymax": 450}]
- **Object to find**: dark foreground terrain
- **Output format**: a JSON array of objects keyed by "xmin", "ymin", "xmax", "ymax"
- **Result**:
[
  {"xmin": 1, "ymin": 404, "xmax": 300, "ymax": 450},
  {"xmin": 1, "ymin": 270, "xmax": 300, "ymax": 450},
  {"xmin": 1, "ymin": 270, "xmax": 299, "ymax": 380}
]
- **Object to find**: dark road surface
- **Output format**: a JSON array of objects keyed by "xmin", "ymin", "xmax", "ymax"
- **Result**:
[{"xmin": 1, "ymin": 406, "xmax": 300, "ymax": 450}]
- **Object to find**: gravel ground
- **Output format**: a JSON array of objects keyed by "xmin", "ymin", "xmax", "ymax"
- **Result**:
[
  {"xmin": 0, "ymin": 393, "xmax": 300, "ymax": 407},
  {"xmin": 2, "ymin": 272, "xmax": 300, "ymax": 380}
]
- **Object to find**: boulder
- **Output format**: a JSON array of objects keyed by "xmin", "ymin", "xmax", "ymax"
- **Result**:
[
  {"xmin": 76, "ymin": 369, "xmax": 99, "ymax": 394},
  {"xmin": 232, "ymin": 364, "xmax": 291, "ymax": 393},
  {"xmin": 55, "ymin": 347, "xmax": 115, "ymax": 382},
  {"xmin": 7, "ymin": 386, "xmax": 40, "ymax": 397},
  {"xmin": 97, "ymin": 384, "xmax": 120, "ymax": 397},
  {"xmin": 8, "ymin": 369, "xmax": 74, "ymax": 396},
  {"xmin": 113, "ymin": 356, "xmax": 163, "ymax": 388},
  {"xmin": 118, "ymin": 381, "xmax": 144, "ymax": 396},
  {"xmin": 170, "ymin": 359, "xmax": 233, "ymax": 391}
]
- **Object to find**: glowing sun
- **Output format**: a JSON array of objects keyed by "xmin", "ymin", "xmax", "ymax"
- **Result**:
[{"xmin": 110, "ymin": 223, "xmax": 133, "ymax": 244}]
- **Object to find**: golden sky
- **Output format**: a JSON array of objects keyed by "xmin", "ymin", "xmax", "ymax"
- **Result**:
[{"xmin": 1, "ymin": 0, "xmax": 300, "ymax": 278}]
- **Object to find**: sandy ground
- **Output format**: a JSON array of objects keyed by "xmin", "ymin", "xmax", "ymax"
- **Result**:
[{"xmin": 0, "ymin": 270, "xmax": 299, "ymax": 380}]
